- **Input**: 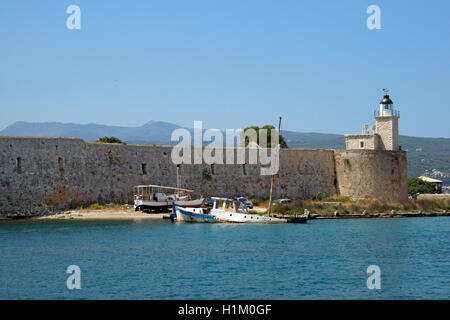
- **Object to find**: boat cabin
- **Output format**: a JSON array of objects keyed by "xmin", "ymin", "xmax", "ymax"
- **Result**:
[
  {"xmin": 134, "ymin": 185, "xmax": 194, "ymax": 202},
  {"xmin": 210, "ymin": 197, "xmax": 249, "ymax": 214},
  {"xmin": 133, "ymin": 185, "xmax": 200, "ymax": 212}
]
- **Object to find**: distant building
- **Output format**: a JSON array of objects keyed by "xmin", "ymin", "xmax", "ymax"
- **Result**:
[
  {"xmin": 418, "ymin": 176, "xmax": 443, "ymax": 193},
  {"xmin": 345, "ymin": 93, "xmax": 400, "ymax": 151}
]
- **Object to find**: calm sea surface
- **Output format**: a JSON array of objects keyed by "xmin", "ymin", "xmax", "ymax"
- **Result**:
[{"xmin": 0, "ymin": 217, "xmax": 449, "ymax": 299}]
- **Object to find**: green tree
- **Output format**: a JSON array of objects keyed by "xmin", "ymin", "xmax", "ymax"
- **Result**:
[
  {"xmin": 408, "ymin": 178, "xmax": 438, "ymax": 194},
  {"xmin": 96, "ymin": 136, "xmax": 126, "ymax": 144},
  {"xmin": 241, "ymin": 125, "xmax": 288, "ymax": 148}
]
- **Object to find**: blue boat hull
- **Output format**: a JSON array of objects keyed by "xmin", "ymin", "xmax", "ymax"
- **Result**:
[{"xmin": 172, "ymin": 203, "xmax": 218, "ymax": 223}]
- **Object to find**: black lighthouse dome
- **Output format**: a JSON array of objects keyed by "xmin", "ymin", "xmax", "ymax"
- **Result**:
[{"xmin": 380, "ymin": 95, "xmax": 393, "ymax": 104}]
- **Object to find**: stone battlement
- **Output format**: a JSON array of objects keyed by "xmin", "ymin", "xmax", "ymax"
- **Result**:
[{"xmin": 0, "ymin": 137, "xmax": 408, "ymax": 217}]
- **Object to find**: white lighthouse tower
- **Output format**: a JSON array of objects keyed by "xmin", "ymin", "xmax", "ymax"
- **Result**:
[
  {"xmin": 375, "ymin": 93, "xmax": 400, "ymax": 150},
  {"xmin": 345, "ymin": 91, "xmax": 401, "ymax": 151}
]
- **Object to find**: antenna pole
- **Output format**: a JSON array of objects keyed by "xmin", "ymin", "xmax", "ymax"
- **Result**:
[{"xmin": 267, "ymin": 116, "xmax": 282, "ymax": 217}]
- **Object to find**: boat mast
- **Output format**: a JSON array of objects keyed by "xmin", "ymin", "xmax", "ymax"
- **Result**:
[
  {"xmin": 267, "ymin": 116, "xmax": 282, "ymax": 217},
  {"xmin": 176, "ymin": 165, "xmax": 180, "ymax": 198}
]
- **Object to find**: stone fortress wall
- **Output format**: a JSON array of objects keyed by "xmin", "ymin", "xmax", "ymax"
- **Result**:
[
  {"xmin": 345, "ymin": 134, "xmax": 382, "ymax": 150},
  {"xmin": 0, "ymin": 137, "xmax": 408, "ymax": 217}
]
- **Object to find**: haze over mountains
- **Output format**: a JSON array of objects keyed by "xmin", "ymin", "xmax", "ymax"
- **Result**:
[
  {"xmin": 1, "ymin": 121, "xmax": 449, "ymax": 182},
  {"xmin": 0, "ymin": 121, "xmax": 182, "ymax": 146}
]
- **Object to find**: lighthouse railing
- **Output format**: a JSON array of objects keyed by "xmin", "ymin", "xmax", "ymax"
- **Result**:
[{"xmin": 374, "ymin": 109, "xmax": 400, "ymax": 117}]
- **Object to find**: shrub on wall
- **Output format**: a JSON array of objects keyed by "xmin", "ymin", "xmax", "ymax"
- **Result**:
[
  {"xmin": 96, "ymin": 136, "xmax": 126, "ymax": 144},
  {"xmin": 202, "ymin": 169, "xmax": 212, "ymax": 181},
  {"xmin": 314, "ymin": 192, "xmax": 325, "ymax": 201}
]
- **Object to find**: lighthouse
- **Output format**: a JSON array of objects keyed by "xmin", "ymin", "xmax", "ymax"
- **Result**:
[
  {"xmin": 345, "ymin": 91, "xmax": 400, "ymax": 151},
  {"xmin": 375, "ymin": 94, "xmax": 400, "ymax": 150}
]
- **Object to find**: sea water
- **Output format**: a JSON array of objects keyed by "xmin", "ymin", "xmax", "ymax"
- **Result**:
[{"xmin": 0, "ymin": 217, "xmax": 449, "ymax": 299}]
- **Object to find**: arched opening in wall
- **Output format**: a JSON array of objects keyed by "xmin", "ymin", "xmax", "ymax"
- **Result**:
[
  {"xmin": 58, "ymin": 157, "xmax": 63, "ymax": 171},
  {"xmin": 107, "ymin": 151, "xmax": 113, "ymax": 161},
  {"xmin": 334, "ymin": 178, "xmax": 337, "ymax": 186},
  {"xmin": 16, "ymin": 157, "xmax": 22, "ymax": 172},
  {"xmin": 242, "ymin": 164, "xmax": 247, "ymax": 175},
  {"xmin": 142, "ymin": 163, "xmax": 147, "ymax": 175},
  {"xmin": 211, "ymin": 164, "xmax": 215, "ymax": 175}
]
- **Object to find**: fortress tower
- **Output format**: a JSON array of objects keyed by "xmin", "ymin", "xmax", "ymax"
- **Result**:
[{"xmin": 345, "ymin": 92, "xmax": 400, "ymax": 151}]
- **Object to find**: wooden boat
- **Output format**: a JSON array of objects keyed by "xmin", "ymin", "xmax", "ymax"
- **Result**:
[
  {"xmin": 286, "ymin": 216, "xmax": 308, "ymax": 223},
  {"xmin": 209, "ymin": 198, "xmax": 287, "ymax": 223},
  {"xmin": 172, "ymin": 198, "xmax": 308, "ymax": 224},
  {"xmin": 172, "ymin": 203, "xmax": 218, "ymax": 223},
  {"xmin": 172, "ymin": 199, "xmax": 285, "ymax": 223},
  {"xmin": 133, "ymin": 185, "xmax": 203, "ymax": 212}
]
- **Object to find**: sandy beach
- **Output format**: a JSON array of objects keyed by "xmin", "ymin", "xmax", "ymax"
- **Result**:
[
  {"xmin": 25, "ymin": 203, "xmax": 267, "ymax": 221},
  {"xmin": 28, "ymin": 206, "xmax": 449, "ymax": 221},
  {"xmin": 35, "ymin": 207, "xmax": 169, "ymax": 221}
]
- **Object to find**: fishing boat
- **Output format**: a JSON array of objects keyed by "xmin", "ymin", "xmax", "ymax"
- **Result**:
[
  {"xmin": 172, "ymin": 199, "xmax": 286, "ymax": 223},
  {"xmin": 172, "ymin": 203, "xmax": 218, "ymax": 223},
  {"xmin": 133, "ymin": 185, "xmax": 204, "ymax": 212},
  {"xmin": 286, "ymin": 215, "xmax": 308, "ymax": 224},
  {"xmin": 209, "ymin": 197, "xmax": 287, "ymax": 223},
  {"xmin": 172, "ymin": 198, "xmax": 309, "ymax": 224}
]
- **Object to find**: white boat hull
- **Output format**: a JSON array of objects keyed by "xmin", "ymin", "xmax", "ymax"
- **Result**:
[
  {"xmin": 172, "ymin": 202, "xmax": 287, "ymax": 224},
  {"xmin": 135, "ymin": 198, "xmax": 204, "ymax": 211},
  {"xmin": 173, "ymin": 204, "xmax": 218, "ymax": 223},
  {"xmin": 211, "ymin": 210, "xmax": 287, "ymax": 223}
]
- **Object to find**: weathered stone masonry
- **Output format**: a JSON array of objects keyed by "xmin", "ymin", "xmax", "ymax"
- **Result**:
[{"xmin": 0, "ymin": 137, "xmax": 408, "ymax": 217}]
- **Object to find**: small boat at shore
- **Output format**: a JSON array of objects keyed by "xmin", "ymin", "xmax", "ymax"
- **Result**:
[
  {"xmin": 172, "ymin": 198, "xmax": 287, "ymax": 223},
  {"xmin": 172, "ymin": 203, "xmax": 218, "ymax": 223},
  {"xmin": 209, "ymin": 198, "xmax": 287, "ymax": 223},
  {"xmin": 134, "ymin": 185, "xmax": 203, "ymax": 212},
  {"xmin": 286, "ymin": 216, "xmax": 308, "ymax": 223}
]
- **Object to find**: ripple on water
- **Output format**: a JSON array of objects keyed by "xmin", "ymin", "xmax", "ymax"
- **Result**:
[{"xmin": 0, "ymin": 217, "xmax": 449, "ymax": 299}]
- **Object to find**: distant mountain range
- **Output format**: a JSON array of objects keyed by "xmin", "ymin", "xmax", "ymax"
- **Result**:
[
  {"xmin": 1, "ymin": 121, "xmax": 449, "ymax": 183},
  {"xmin": 0, "ymin": 121, "xmax": 182, "ymax": 146}
]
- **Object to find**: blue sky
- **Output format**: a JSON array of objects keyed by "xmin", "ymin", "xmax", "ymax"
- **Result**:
[{"xmin": 0, "ymin": 0, "xmax": 449, "ymax": 137}]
